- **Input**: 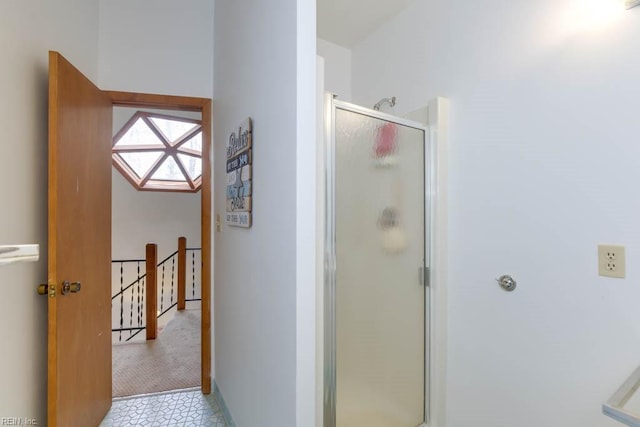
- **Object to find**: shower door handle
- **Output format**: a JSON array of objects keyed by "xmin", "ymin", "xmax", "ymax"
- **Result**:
[{"xmin": 419, "ymin": 266, "xmax": 429, "ymax": 287}]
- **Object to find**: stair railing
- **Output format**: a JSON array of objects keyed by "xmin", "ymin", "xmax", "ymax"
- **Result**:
[
  {"xmin": 111, "ymin": 236, "xmax": 201, "ymax": 343},
  {"xmin": 111, "ymin": 258, "xmax": 146, "ymax": 343}
]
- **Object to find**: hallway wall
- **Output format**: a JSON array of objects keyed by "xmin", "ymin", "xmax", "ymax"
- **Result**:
[
  {"xmin": 0, "ymin": 0, "xmax": 101, "ymax": 420},
  {"xmin": 97, "ymin": 0, "xmax": 214, "ymax": 97},
  {"xmin": 213, "ymin": 0, "xmax": 317, "ymax": 425},
  {"xmin": 213, "ymin": 0, "xmax": 297, "ymax": 424},
  {"xmin": 351, "ymin": 1, "xmax": 640, "ymax": 426}
]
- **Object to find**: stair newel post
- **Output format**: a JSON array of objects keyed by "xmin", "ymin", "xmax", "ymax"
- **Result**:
[
  {"xmin": 146, "ymin": 243, "xmax": 158, "ymax": 340},
  {"xmin": 178, "ymin": 237, "xmax": 187, "ymax": 310}
]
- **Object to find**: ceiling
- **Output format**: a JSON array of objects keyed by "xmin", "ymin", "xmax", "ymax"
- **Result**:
[{"xmin": 317, "ymin": 0, "xmax": 415, "ymax": 48}]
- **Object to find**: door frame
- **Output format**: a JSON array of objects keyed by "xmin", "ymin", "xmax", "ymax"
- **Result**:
[
  {"xmin": 323, "ymin": 95, "xmax": 431, "ymax": 426},
  {"xmin": 108, "ymin": 91, "xmax": 212, "ymax": 394}
]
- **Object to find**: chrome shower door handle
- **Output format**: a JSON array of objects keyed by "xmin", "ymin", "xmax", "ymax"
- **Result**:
[{"xmin": 496, "ymin": 275, "xmax": 516, "ymax": 292}]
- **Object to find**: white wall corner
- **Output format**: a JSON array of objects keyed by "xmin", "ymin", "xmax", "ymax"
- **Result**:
[
  {"xmin": 297, "ymin": 1, "xmax": 318, "ymax": 426},
  {"xmin": 428, "ymin": 96, "xmax": 450, "ymax": 427},
  {"xmin": 316, "ymin": 38, "xmax": 352, "ymax": 102},
  {"xmin": 315, "ymin": 56, "xmax": 326, "ymax": 427}
]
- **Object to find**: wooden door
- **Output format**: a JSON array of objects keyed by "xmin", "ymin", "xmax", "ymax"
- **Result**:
[{"xmin": 48, "ymin": 51, "xmax": 113, "ymax": 427}]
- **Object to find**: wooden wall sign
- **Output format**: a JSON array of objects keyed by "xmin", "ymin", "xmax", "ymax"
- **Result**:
[{"xmin": 226, "ymin": 118, "xmax": 252, "ymax": 228}]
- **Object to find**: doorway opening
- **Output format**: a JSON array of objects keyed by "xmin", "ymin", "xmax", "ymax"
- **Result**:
[
  {"xmin": 108, "ymin": 92, "xmax": 212, "ymax": 398},
  {"xmin": 110, "ymin": 105, "xmax": 204, "ymax": 397}
]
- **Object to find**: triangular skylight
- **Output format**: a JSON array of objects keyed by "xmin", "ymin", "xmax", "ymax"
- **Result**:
[
  {"xmin": 114, "ymin": 118, "xmax": 163, "ymax": 147},
  {"xmin": 151, "ymin": 156, "xmax": 184, "ymax": 181},
  {"xmin": 150, "ymin": 117, "xmax": 199, "ymax": 144},
  {"xmin": 179, "ymin": 132, "xmax": 203, "ymax": 152},
  {"xmin": 178, "ymin": 153, "xmax": 202, "ymax": 180},
  {"xmin": 112, "ymin": 111, "xmax": 203, "ymax": 192},
  {"xmin": 119, "ymin": 152, "xmax": 163, "ymax": 179}
]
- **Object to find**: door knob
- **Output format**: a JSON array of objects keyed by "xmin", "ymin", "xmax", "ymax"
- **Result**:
[{"xmin": 60, "ymin": 281, "xmax": 81, "ymax": 295}]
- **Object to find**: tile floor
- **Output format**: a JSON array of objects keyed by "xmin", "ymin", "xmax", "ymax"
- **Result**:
[{"xmin": 100, "ymin": 388, "xmax": 227, "ymax": 426}]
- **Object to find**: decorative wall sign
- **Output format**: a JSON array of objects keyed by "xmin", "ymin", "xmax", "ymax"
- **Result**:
[{"xmin": 226, "ymin": 118, "xmax": 253, "ymax": 228}]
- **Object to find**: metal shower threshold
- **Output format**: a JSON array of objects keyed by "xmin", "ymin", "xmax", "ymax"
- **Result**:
[{"xmin": 604, "ymin": 365, "xmax": 640, "ymax": 426}]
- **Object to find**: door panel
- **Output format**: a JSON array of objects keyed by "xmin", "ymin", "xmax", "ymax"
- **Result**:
[
  {"xmin": 334, "ymin": 107, "xmax": 426, "ymax": 426},
  {"xmin": 48, "ymin": 51, "xmax": 112, "ymax": 427}
]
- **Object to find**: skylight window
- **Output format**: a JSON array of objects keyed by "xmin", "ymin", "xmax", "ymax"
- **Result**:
[{"xmin": 112, "ymin": 112, "xmax": 203, "ymax": 192}]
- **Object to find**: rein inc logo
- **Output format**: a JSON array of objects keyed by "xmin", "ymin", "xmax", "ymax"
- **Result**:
[{"xmin": 1, "ymin": 418, "xmax": 37, "ymax": 425}]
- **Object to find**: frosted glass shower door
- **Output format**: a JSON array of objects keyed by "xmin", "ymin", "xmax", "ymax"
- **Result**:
[{"xmin": 333, "ymin": 105, "xmax": 426, "ymax": 427}]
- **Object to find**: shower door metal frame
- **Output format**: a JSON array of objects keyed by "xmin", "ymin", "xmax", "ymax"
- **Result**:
[{"xmin": 324, "ymin": 94, "xmax": 432, "ymax": 427}]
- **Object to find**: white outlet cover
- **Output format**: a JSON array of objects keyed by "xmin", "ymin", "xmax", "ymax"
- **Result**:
[{"xmin": 598, "ymin": 244, "xmax": 625, "ymax": 279}]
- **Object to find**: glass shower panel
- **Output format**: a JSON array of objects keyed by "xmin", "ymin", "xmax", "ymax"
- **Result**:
[{"xmin": 334, "ymin": 107, "xmax": 425, "ymax": 427}]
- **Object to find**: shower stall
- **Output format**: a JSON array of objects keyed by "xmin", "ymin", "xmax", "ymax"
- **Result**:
[{"xmin": 324, "ymin": 94, "xmax": 431, "ymax": 427}]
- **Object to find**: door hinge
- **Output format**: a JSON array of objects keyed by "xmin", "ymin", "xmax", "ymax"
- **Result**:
[{"xmin": 419, "ymin": 266, "xmax": 430, "ymax": 287}]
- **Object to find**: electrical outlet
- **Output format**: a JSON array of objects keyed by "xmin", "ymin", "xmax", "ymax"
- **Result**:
[{"xmin": 598, "ymin": 244, "xmax": 625, "ymax": 278}]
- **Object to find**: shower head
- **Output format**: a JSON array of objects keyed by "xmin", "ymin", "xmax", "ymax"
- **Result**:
[{"xmin": 373, "ymin": 96, "xmax": 396, "ymax": 111}]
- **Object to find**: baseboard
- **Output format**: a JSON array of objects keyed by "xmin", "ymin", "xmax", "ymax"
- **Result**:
[{"xmin": 214, "ymin": 380, "xmax": 236, "ymax": 427}]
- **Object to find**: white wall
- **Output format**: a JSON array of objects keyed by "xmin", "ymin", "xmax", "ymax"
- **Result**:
[
  {"xmin": 297, "ymin": 3, "xmax": 318, "ymax": 426},
  {"xmin": 98, "ymin": 0, "xmax": 214, "ymax": 97},
  {"xmin": 0, "ymin": 0, "xmax": 100, "ymax": 421},
  {"xmin": 317, "ymin": 38, "xmax": 352, "ymax": 101},
  {"xmin": 351, "ymin": 1, "xmax": 640, "ymax": 426},
  {"xmin": 315, "ymin": 56, "xmax": 326, "ymax": 427},
  {"xmin": 111, "ymin": 171, "xmax": 201, "ymax": 260},
  {"xmin": 213, "ymin": 1, "xmax": 296, "ymax": 424},
  {"xmin": 214, "ymin": 1, "xmax": 316, "ymax": 425}
]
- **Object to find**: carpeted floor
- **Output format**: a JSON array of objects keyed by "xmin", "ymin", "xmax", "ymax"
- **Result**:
[{"xmin": 112, "ymin": 309, "xmax": 201, "ymax": 397}]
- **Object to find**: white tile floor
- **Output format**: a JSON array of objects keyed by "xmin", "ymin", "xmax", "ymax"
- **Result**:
[{"xmin": 100, "ymin": 388, "xmax": 227, "ymax": 427}]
